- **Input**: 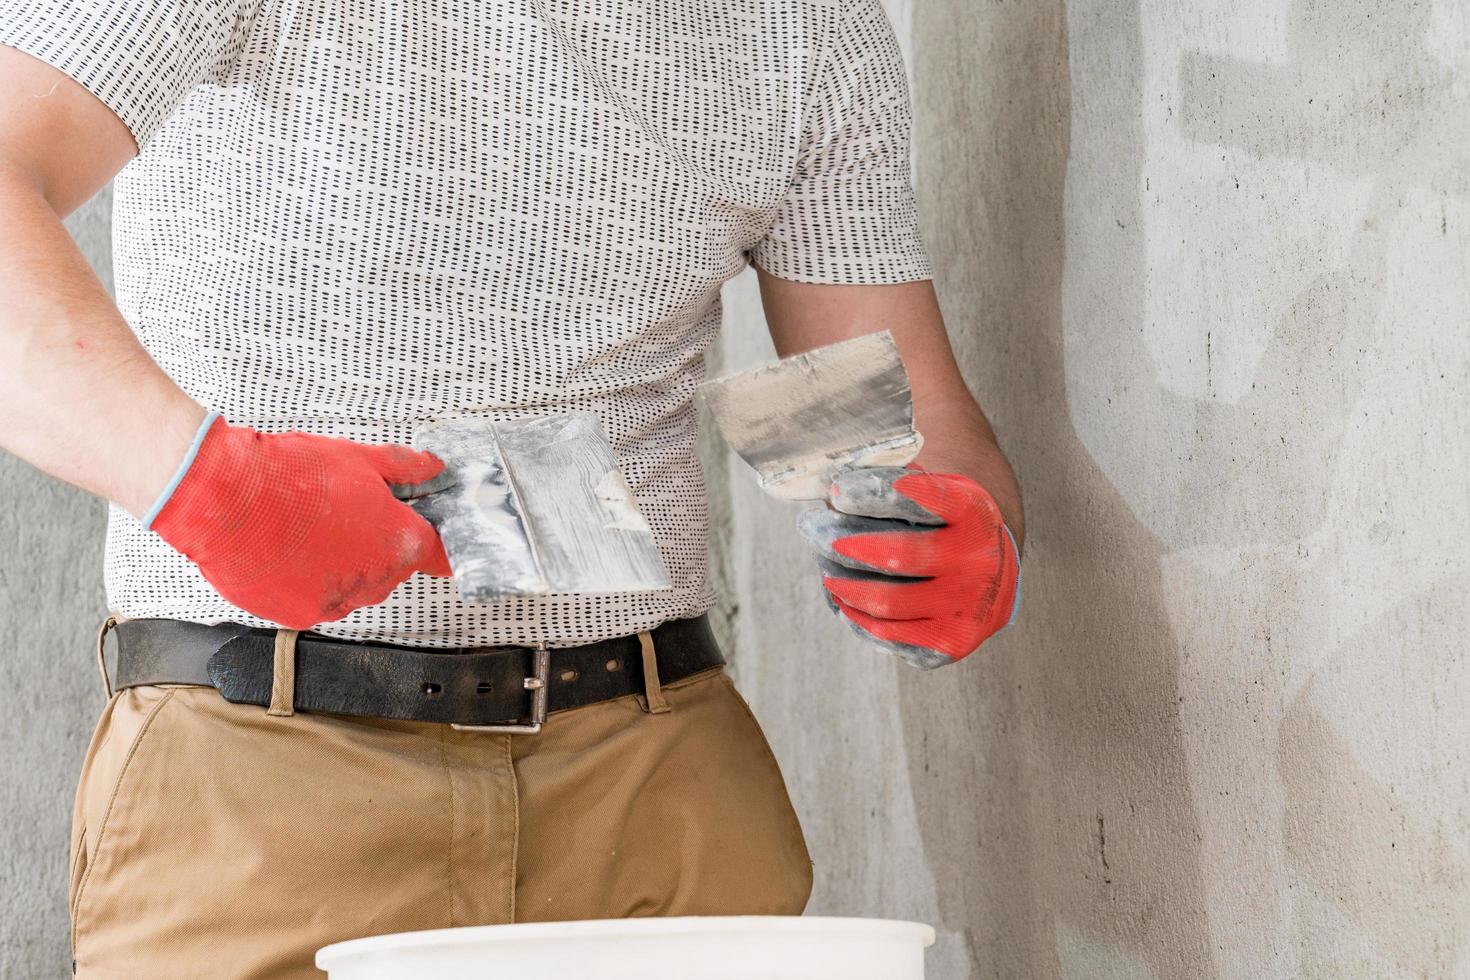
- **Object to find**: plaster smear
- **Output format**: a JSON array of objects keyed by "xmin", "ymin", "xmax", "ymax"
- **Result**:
[
  {"xmin": 495, "ymin": 414, "xmax": 671, "ymax": 595},
  {"xmin": 593, "ymin": 470, "xmax": 654, "ymax": 532},
  {"xmin": 407, "ymin": 414, "xmax": 671, "ymax": 600},
  {"xmin": 408, "ymin": 419, "xmax": 544, "ymax": 600},
  {"xmin": 698, "ymin": 331, "xmax": 922, "ymax": 501}
]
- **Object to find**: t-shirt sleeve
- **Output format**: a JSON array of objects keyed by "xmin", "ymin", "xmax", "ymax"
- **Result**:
[
  {"xmin": 748, "ymin": 0, "xmax": 934, "ymax": 285},
  {"xmin": 0, "ymin": 0, "xmax": 257, "ymax": 152}
]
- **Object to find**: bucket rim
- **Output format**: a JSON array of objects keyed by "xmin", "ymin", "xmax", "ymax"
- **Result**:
[{"xmin": 317, "ymin": 915, "xmax": 936, "ymax": 966}]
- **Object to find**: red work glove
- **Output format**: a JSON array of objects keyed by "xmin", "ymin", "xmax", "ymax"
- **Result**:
[
  {"xmin": 796, "ymin": 465, "xmax": 1020, "ymax": 669},
  {"xmin": 143, "ymin": 413, "xmax": 451, "ymax": 630}
]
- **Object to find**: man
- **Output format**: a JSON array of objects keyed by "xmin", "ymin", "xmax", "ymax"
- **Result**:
[{"xmin": 0, "ymin": 0, "xmax": 1023, "ymax": 974}]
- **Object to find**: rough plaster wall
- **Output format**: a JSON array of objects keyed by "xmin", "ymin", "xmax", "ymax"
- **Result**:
[
  {"xmin": 711, "ymin": 0, "xmax": 1470, "ymax": 978},
  {"xmin": 1, "ymin": 189, "xmax": 113, "ymax": 977}
]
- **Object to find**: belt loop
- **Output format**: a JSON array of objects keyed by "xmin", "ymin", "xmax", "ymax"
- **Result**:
[
  {"xmin": 639, "ymin": 629, "xmax": 671, "ymax": 715},
  {"xmin": 95, "ymin": 615, "xmax": 118, "ymax": 701},
  {"xmin": 266, "ymin": 629, "xmax": 299, "ymax": 717}
]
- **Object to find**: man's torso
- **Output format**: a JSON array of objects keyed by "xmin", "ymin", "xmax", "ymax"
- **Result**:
[{"xmin": 104, "ymin": 0, "xmax": 840, "ymax": 646}]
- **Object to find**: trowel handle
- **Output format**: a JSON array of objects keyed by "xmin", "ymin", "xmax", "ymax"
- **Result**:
[{"xmin": 389, "ymin": 467, "xmax": 458, "ymax": 500}]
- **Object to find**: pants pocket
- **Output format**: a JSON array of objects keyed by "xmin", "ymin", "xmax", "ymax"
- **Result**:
[
  {"xmin": 69, "ymin": 687, "xmax": 177, "ymax": 962},
  {"xmin": 71, "ymin": 685, "xmax": 472, "ymax": 979},
  {"xmin": 514, "ymin": 667, "xmax": 815, "ymax": 920},
  {"xmin": 67, "ymin": 824, "xmax": 87, "ymax": 921}
]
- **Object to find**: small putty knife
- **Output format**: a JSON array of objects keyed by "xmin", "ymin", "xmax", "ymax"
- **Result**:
[
  {"xmin": 392, "ymin": 413, "xmax": 672, "ymax": 601},
  {"xmin": 697, "ymin": 330, "xmax": 923, "ymax": 500}
]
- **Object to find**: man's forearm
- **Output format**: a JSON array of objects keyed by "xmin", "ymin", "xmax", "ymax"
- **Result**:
[{"xmin": 0, "ymin": 164, "xmax": 203, "ymax": 516}]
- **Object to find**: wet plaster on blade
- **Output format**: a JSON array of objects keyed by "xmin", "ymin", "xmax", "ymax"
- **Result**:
[
  {"xmin": 594, "ymin": 470, "xmax": 657, "ymax": 532},
  {"xmin": 409, "ymin": 418, "xmax": 546, "ymax": 599},
  {"xmin": 494, "ymin": 413, "xmax": 672, "ymax": 595},
  {"xmin": 698, "ymin": 331, "xmax": 923, "ymax": 500}
]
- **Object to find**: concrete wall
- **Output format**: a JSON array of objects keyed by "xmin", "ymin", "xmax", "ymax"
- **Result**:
[
  {"xmin": 5, "ymin": 1, "xmax": 1469, "ymax": 976},
  {"xmin": 713, "ymin": 0, "xmax": 1470, "ymax": 977}
]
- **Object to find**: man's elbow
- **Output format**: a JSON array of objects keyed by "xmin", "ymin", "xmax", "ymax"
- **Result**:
[{"xmin": 0, "ymin": 45, "xmax": 135, "ymax": 217}]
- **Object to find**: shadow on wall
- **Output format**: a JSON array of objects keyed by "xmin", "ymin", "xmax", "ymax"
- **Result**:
[{"xmin": 901, "ymin": 0, "xmax": 1213, "ymax": 976}]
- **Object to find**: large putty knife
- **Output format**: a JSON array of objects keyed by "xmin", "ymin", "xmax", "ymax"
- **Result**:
[
  {"xmin": 697, "ymin": 331, "xmax": 922, "ymax": 500},
  {"xmin": 392, "ymin": 413, "xmax": 672, "ymax": 601}
]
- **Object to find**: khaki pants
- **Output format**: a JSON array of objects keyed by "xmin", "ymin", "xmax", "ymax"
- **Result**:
[{"xmin": 69, "ymin": 625, "xmax": 813, "ymax": 978}]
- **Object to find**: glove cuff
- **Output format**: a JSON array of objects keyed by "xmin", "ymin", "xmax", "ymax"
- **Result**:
[
  {"xmin": 140, "ymin": 411, "xmax": 223, "ymax": 529},
  {"xmin": 1000, "ymin": 522, "xmax": 1021, "ymax": 630},
  {"xmin": 146, "ymin": 417, "xmax": 328, "ymax": 588}
]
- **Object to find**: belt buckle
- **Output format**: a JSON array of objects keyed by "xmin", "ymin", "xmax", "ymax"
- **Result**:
[{"xmin": 451, "ymin": 643, "xmax": 550, "ymax": 735}]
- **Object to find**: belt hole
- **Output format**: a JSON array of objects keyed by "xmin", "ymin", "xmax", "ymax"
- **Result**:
[
  {"xmin": 605, "ymin": 658, "xmax": 620, "ymax": 672},
  {"xmin": 422, "ymin": 682, "xmax": 442, "ymax": 695},
  {"xmin": 476, "ymin": 681, "xmax": 493, "ymax": 694},
  {"xmin": 559, "ymin": 667, "xmax": 580, "ymax": 683}
]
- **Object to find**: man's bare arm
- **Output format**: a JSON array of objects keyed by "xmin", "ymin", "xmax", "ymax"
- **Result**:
[
  {"xmin": 0, "ymin": 45, "xmax": 204, "ymax": 517},
  {"xmin": 753, "ymin": 267, "xmax": 1024, "ymax": 547},
  {"xmin": 0, "ymin": 47, "xmax": 451, "ymax": 627}
]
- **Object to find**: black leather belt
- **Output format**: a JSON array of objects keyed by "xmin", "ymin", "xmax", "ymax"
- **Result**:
[{"xmin": 109, "ymin": 615, "xmax": 724, "ymax": 730}]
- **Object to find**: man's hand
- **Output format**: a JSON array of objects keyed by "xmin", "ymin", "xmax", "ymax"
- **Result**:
[
  {"xmin": 148, "ymin": 416, "xmax": 451, "ymax": 629},
  {"xmin": 798, "ymin": 465, "xmax": 1020, "ymax": 669},
  {"xmin": 754, "ymin": 270, "xmax": 1026, "ymax": 666}
]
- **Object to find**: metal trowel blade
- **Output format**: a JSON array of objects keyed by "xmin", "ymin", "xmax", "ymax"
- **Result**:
[
  {"xmin": 397, "ymin": 414, "xmax": 673, "ymax": 602},
  {"xmin": 398, "ymin": 417, "xmax": 544, "ymax": 600},
  {"xmin": 697, "ymin": 330, "xmax": 922, "ymax": 500}
]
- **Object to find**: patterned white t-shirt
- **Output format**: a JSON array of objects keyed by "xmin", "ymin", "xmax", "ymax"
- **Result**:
[{"xmin": 0, "ymin": 0, "xmax": 933, "ymax": 647}]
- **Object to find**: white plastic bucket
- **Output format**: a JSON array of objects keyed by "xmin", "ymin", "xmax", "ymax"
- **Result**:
[{"xmin": 316, "ymin": 916, "xmax": 935, "ymax": 980}]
